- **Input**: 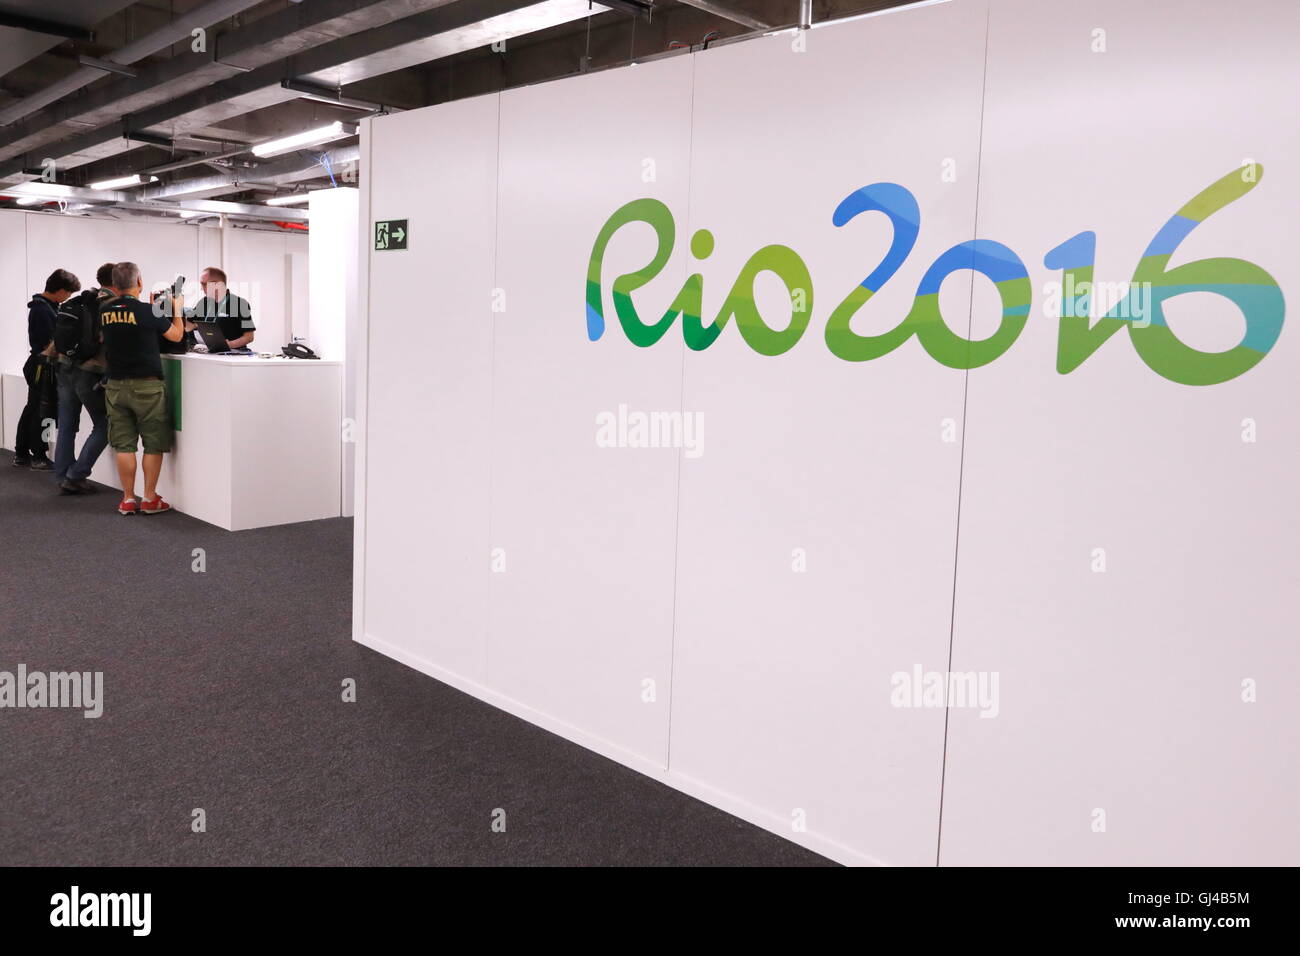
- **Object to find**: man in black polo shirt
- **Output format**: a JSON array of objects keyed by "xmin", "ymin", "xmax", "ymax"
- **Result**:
[
  {"xmin": 187, "ymin": 265, "xmax": 255, "ymax": 348},
  {"xmin": 99, "ymin": 261, "xmax": 185, "ymax": 516}
]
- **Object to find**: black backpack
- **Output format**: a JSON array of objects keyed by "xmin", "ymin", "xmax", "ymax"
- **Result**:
[{"xmin": 53, "ymin": 289, "xmax": 105, "ymax": 361}]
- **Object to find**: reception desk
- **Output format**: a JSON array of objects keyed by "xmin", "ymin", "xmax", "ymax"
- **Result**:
[{"xmin": 1, "ymin": 353, "xmax": 344, "ymax": 531}]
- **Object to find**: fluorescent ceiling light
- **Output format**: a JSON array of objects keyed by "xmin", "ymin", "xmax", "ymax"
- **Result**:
[
  {"xmin": 265, "ymin": 194, "xmax": 311, "ymax": 206},
  {"xmin": 89, "ymin": 174, "xmax": 157, "ymax": 190},
  {"xmin": 252, "ymin": 122, "xmax": 356, "ymax": 158},
  {"xmin": 9, "ymin": 182, "xmax": 75, "ymax": 202},
  {"xmin": 280, "ymin": 80, "xmax": 392, "ymax": 113}
]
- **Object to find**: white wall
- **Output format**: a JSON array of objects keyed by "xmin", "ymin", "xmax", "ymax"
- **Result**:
[
  {"xmin": 356, "ymin": 0, "xmax": 1300, "ymax": 866},
  {"xmin": 361, "ymin": 94, "xmax": 498, "ymax": 687},
  {"xmin": 289, "ymin": 252, "xmax": 309, "ymax": 343},
  {"xmin": 938, "ymin": 0, "xmax": 1300, "ymax": 866},
  {"xmin": 0, "ymin": 210, "xmax": 27, "ymax": 435},
  {"xmin": 218, "ymin": 224, "xmax": 307, "ymax": 350},
  {"xmin": 668, "ymin": 0, "xmax": 988, "ymax": 866}
]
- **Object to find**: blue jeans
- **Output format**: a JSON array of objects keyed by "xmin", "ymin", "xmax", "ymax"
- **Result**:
[{"xmin": 54, "ymin": 364, "xmax": 109, "ymax": 482}]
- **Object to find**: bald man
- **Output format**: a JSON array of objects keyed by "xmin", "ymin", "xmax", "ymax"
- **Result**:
[{"xmin": 186, "ymin": 266, "xmax": 255, "ymax": 348}]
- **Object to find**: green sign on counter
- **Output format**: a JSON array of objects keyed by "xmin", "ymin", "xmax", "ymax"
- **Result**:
[
  {"xmin": 163, "ymin": 356, "xmax": 182, "ymax": 431},
  {"xmin": 374, "ymin": 219, "xmax": 408, "ymax": 250}
]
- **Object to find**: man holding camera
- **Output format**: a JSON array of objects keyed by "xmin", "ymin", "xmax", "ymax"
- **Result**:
[{"xmin": 98, "ymin": 262, "xmax": 185, "ymax": 515}]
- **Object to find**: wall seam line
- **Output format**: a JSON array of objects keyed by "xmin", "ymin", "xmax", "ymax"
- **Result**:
[
  {"xmin": 935, "ymin": 0, "xmax": 993, "ymax": 869},
  {"xmin": 665, "ymin": 52, "xmax": 700, "ymax": 774}
]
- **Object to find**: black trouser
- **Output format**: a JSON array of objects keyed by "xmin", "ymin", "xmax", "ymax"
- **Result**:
[{"xmin": 14, "ymin": 352, "xmax": 55, "ymax": 460}]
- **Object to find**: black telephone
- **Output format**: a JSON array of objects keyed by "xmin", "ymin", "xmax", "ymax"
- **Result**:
[
  {"xmin": 171, "ymin": 274, "xmax": 186, "ymax": 297},
  {"xmin": 281, "ymin": 342, "xmax": 320, "ymax": 360}
]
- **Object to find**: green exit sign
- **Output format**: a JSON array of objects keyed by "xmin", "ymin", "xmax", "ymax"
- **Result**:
[{"xmin": 374, "ymin": 219, "xmax": 408, "ymax": 250}]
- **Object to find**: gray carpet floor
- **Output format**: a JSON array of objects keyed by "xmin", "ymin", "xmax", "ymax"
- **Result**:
[{"xmin": 0, "ymin": 462, "xmax": 830, "ymax": 866}]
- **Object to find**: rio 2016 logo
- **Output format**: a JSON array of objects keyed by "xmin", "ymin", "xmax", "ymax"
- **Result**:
[{"xmin": 584, "ymin": 166, "xmax": 1284, "ymax": 386}]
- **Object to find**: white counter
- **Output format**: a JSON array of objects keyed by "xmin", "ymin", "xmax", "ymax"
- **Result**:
[{"xmin": 2, "ymin": 352, "xmax": 344, "ymax": 531}]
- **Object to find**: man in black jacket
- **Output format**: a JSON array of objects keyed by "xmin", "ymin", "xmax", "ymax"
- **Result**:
[{"xmin": 13, "ymin": 269, "xmax": 80, "ymax": 470}]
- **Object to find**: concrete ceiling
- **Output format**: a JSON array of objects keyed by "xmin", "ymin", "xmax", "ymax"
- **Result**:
[
  {"xmin": 0, "ymin": 0, "xmax": 912, "ymax": 225},
  {"xmin": 0, "ymin": 0, "xmax": 137, "ymax": 75}
]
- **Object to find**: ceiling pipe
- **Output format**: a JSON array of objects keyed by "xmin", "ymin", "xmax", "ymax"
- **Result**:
[
  {"xmin": 160, "ymin": 198, "xmax": 307, "ymax": 222},
  {"xmin": 34, "ymin": 197, "xmax": 307, "ymax": 223},
  {"xmin": 76, "ymin": 55, "xmax": 139, "ymax": 78},
  {"xmin": 2, "ymin": 159, "xmax": 315, "ymax": 222},
  {"xmin": 0, "ymin": 0, "xmax": 266, "ymax": 127},
  {"xmin": 143, "ymin": 145, "xmax": 361, "ymax": 201},
  {"xmin": 55, "ymin": 203, "xmax": 233, "ymax": 229},
  {"xmin": 3, "ymin": 181, "xmax": 130, "ymax": 204},
  {"xmin": 140, "ymin": 145, "xmax": 253, "ymax": 176}
]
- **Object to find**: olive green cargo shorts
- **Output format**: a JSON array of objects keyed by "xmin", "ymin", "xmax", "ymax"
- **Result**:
[{"xmin": 106, "ymin": 379, "xmax": 173, "ymax": 454}]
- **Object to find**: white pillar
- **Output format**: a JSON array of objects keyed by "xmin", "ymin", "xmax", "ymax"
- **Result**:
[{"xmin": 308, "ymin": 187, "xmax": 361, "ymax": 515}]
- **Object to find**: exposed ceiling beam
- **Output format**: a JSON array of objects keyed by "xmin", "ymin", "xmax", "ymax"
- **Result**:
[
  {"xmin": 0, "ymin": 0, "xmax": 611, "ymax": 179},
  {"xmin": 0, "ymin": 10, "xmax": 95, "ymax": 40},
  {"xmin": 122, "ymin": 130, "xmax": 174, "ymax": 148},
  {"xmin": 293, "ymin": 0, "xmax": 608, "ymax": 90},
  {"xmin": 674, "ymin": 0, "xmax": 772, "ymax": 30},
  {"xmin": 597, "ymin": 0, "xmax": 652, "ymax": 17},
  {"xmin": 0, "ymin": 0, "xmax": 451, "ymax": 162},
  {"xmin": 0, "ymin": 0, "xmax": 267, "ymax": 128}
]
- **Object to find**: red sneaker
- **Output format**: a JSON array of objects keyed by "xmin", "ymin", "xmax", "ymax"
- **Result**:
[
  {"xmin": 140, "ymin": 496, "xmax": 172, "ymax": 515},
  {"xmin": 118, "ymin": 497, "xmax": 139, "ymax": 516}
]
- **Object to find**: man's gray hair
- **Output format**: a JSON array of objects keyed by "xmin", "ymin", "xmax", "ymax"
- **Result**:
[{"xmin": 111, "ymin": 261, "xmax": 141, "ymax": 292}]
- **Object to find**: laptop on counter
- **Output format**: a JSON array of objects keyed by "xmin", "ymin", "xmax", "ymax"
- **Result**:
[{"xmin": 192, "ymin": 321, "xmax": 252, "ymax": 354}]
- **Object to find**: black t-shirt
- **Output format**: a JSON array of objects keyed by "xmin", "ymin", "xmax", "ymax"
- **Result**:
[
  {"xmin": 188, "ymin": 292, "xmax": 254, "ymax": 344},
  {"xmin": 100, "ymin": 296, "xmax": 172, "ymax": 379}
]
